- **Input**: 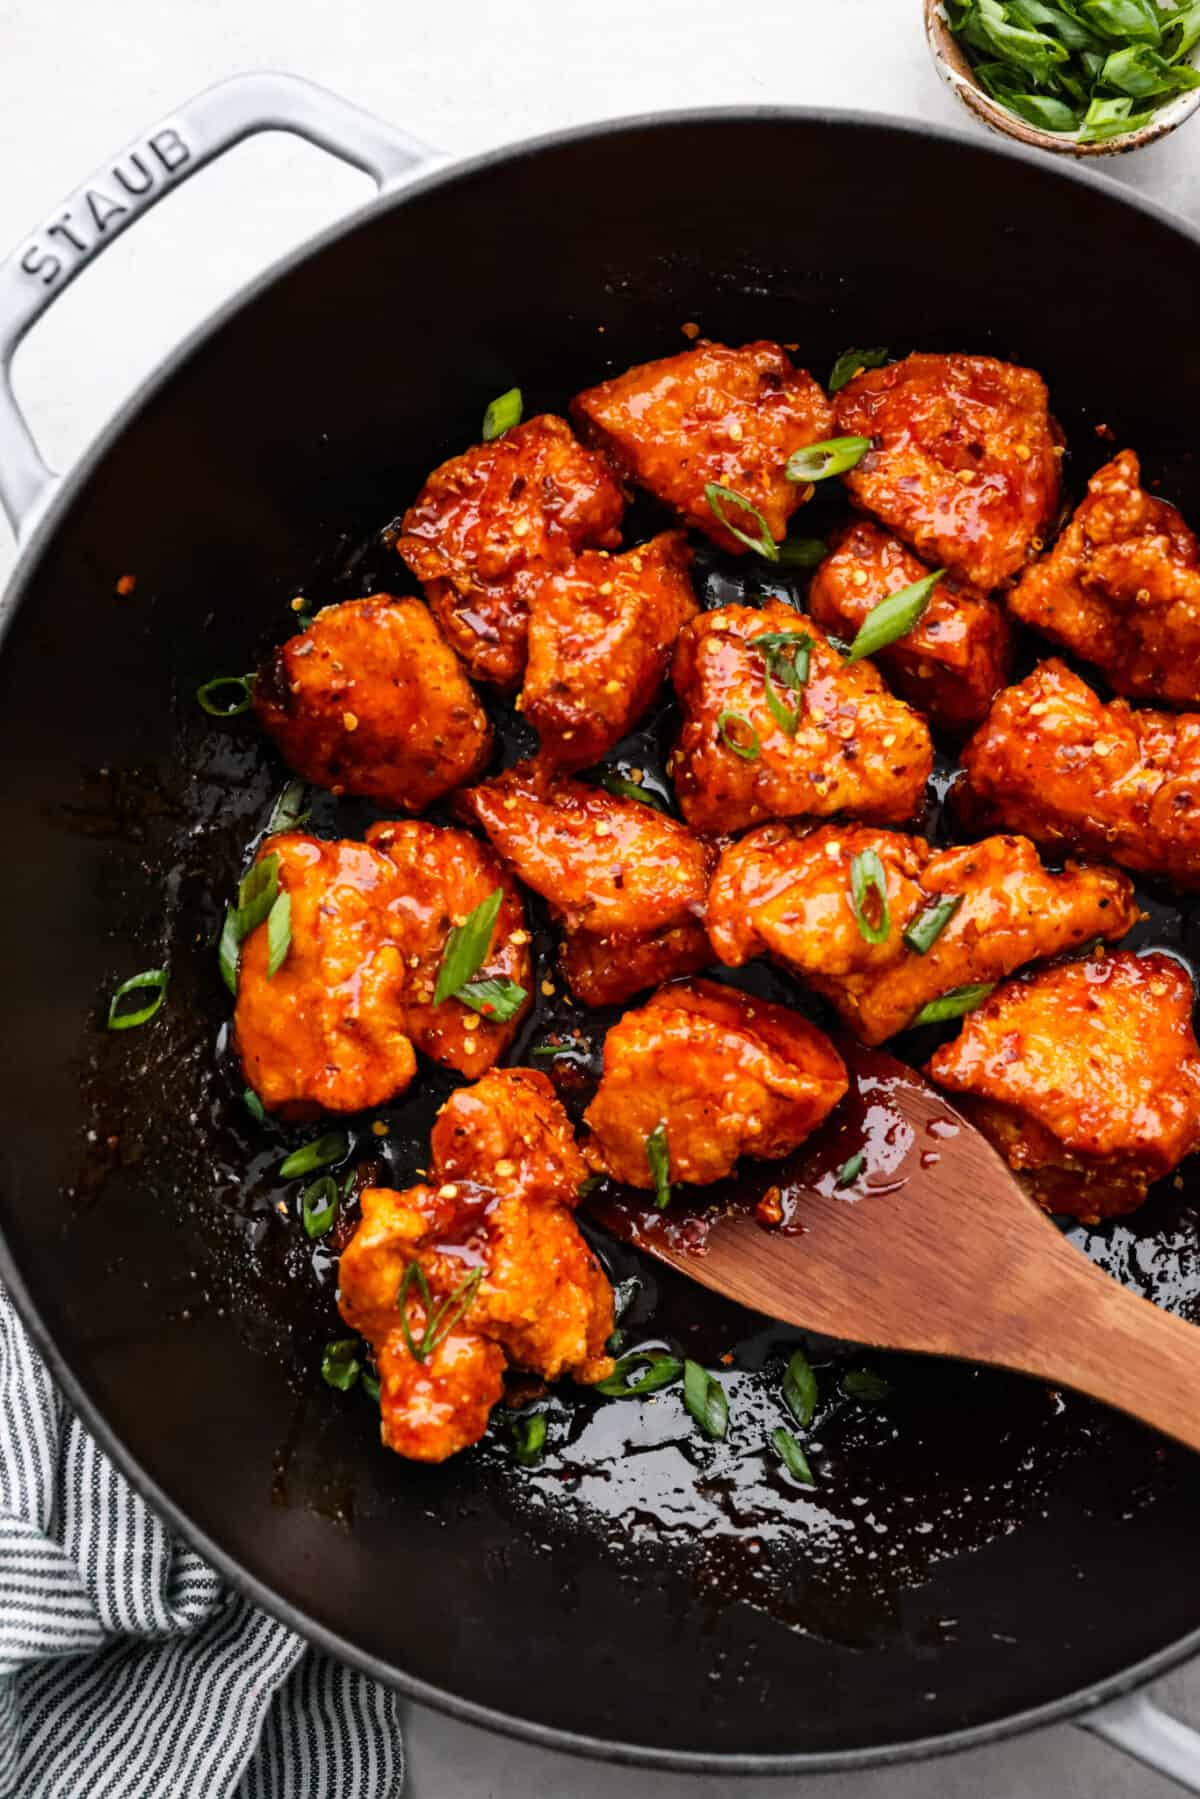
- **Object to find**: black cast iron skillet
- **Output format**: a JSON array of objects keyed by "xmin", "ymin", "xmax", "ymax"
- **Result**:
[{"xmin": 4, "ymin": 71, "xmax": 1200, "ymax": 1788}]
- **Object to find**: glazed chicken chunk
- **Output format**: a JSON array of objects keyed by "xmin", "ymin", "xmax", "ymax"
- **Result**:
[
  {"xmin": 521, "ymin": 530, "xmax": 697, "ymax": 768},
  {"xmin": 338, "ymin": 1069, "xmax": 613, "ymax": 1461},
  {"xmin": 572, "ymin": 340, "xmax": 834, "ymax": 554},
  {"xmin": 959, "ymin": 659, "xmax": 1200, "ymax": 890},
  {"xmin": 393, "ymin": 414, "xmax": 624, "ymax": 689},
  {"xmin": 234, "ymin": 824, "xmax": 530, "ymax": 1114},
  {"xmin": 808, "ymin": 521, "xmax": 1012, "ymax": 733},
  {"xmin": 707, "ymin": 822, "xmax": 1138, "ymax": 1044},
  {"xmin": 929, "ymin": 952, "xmax": 1200, "ymax": 1221},
  {"xmin": 1007, "ymin": 450, "xmax": 1200, "ymax": 707},
  {"xmin": 252, "ymin": 594, "xmax": 492, "ymax": 811},
  {"xmin": 458, "ymin": 760, "xmax": 714, "ymax": 1007},
  {"xmin": 834, "ymin": 353, "xmax": 1061, "ymax": 591},
  {"xmin": 669, "ymin": 601, "xmax": 933, "ymax": 835},
  {"xmin": 582, "ymin": 979, "xmax": 847, "ymax": 1190}
]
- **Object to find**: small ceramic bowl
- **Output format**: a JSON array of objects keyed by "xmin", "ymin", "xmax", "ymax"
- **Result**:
[{"xmin": 923, "ymin": 0, "xmax": 1200, "ymax": 156}]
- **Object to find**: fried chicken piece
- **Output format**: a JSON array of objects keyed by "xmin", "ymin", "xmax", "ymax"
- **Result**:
[
  {"xmin": 458, "ymin": 760, "xmax": 713, "ymax": 1003},
  {"xmin": 234, "ymin": 826, "xmax": 530, "ymax": 1114},
  {"xmin": 252, "ymin": 595, "xmax": 492, "ymax": 811},
  {"xmin": 808, "ymin": 521, "xmax": 1012, "ymax": 733},
  {"xmin": 522, "ymin": 531, "xmax": 697, "ymax": 768},
  {"xmin": 707, "ymin": 821, "xmax": 1137, "ymax": 1045},
  {"xmin": 582, "ymin": 979, "xmax": 847, "ymax": 1189},
  {"xmin": 834, "ymin": 353, "xmax": 1060, "ymax": 591},
  {"xmin": 959, "ymin": 658, "xmax": 1200, "ymax": 891},
  {"xmin": 928, "ymin": 952, "xmax": 1200, "ymax": 1221},
  {"xmin": 1007, "ymin": 450, "xmax": 1200, "ymax": 706},
  {"xmin": 338, "ymin": 1069, "xmax": 613, "ymax": 1461},
  {"xmin": 393, "ymin": 415, "xmax": 624, "ymax": 689},
  {"xmin": 669, "ymin": 601, "xmax": 932, "ymax": 835},
  {"xmin": 572, "ymin": 341, "xmax": 833, "ymax": 553},
  {"xmin": 558, "ymin": 919, "xmax": 714, "ymax": 1009}
]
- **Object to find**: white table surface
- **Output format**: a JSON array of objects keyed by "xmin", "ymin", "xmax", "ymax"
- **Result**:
[{"xmin": 2, "ymin": 2, "xmax": 1199, "ymax": 1792}]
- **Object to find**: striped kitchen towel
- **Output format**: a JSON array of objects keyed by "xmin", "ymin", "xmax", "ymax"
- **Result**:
[{"xmin": 0, "ymin": 1289, "xmax": 403, "ymax": 1798}]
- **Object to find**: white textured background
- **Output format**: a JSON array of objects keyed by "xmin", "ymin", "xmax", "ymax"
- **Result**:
[{"xmin": 2, "ymin": 2, "xmax": 1199, "ymax": 1792}]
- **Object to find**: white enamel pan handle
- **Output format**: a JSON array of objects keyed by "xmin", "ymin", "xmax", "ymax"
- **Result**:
[
  {"xmin": 0, "ymin": 70, "xmax": 437, "ymax": 542},
  {"xmin": 2, "ymin": 67, "xmax": 1200, "ymax": 1797}
]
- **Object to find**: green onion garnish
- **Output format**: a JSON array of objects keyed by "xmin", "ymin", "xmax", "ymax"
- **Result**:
[
  {"xmin": 511, "ymin": 1412, "xmax": 547, "ymax": 1466},
  {"xmin": 910, "ymin": 982, "xmax": 996, "ymax": 1027},
  {"xmin": 106, "ymin": 967, "xmax": 168, "ymax": 1031},
  {"xmin": 845, "ymin": 569, "xmax": 943, "ymax": 664},
  {"xmin": 903, "ymin": 893, "xmax": 964, "ymax": 956},
  {"xmin": 482, "ymin": 386, "xmax": 523, "ymax": 441},
  {"xmin": 196, "ymin": 674, "xmax": 254, "ymax": 717},
  {"xmin": 434, "ymin": 887, "xmax": 504, "ymax": 1007},
  {"xmin": 265, "ymin": 891, "xmax": 291, "ymax": 979},
  {"xmin": 717, "ymin": 709, "xmax": 761, "ymax": 761},
  {"xmin": 455, "ymin": 976, "xmax": 527, "ymax": 1023},
  {"xmin": 849, "ymin": 849, "xmax": 891, "ymax": 946},
  {"xmin": 301, "ymin": 1175, "xmax": 338, "ymax": 1240},
  {"xmin": 267, "ymin": 778, "xmax": 310, "ymax": 835},
  {"xmin": 219, "ymin": 853, "xmax": 282, "ymax": 997},
  {"xmin": 243, "ymin": 1087, "xmax": 266, "ymax": 1123},
  {"xmin": 361, "ymin": 1367, "xmax": 381, "ymax": 1404},
  {"xmin": 279, "ymin": 1130, "xmax": 349, "ymax": 1179},
  {"xmin": 770, "ymin": 1426, "xmax": 815, "ymax": 1485},
  {"xmin": 704, "ymin": 482, "xmax": 780, "ymax": 561},
  {"xmin": 785, "ymin": 436, "xmax": 871, "ymax": 483},
  {"xmin": 321, "ymin": 1339, "xmax": 361, "ymax": 1391},
  {"xmin": 835, "ymin": 1151, "xmax": 866, "ymax": 1189},
  {"xmin": 593, "ymin": 1348, "xmax": 683, "ymax": 1398},
  {"xmin": 828, "ymin": 346, "xmax": 888, "ymax": 394},
  {"xmin": 683, "ymin": 1360, "xmax": 729, "ymax": 1440},
  {"xmin": 842, "ymin": 1368, "xmax": 892, "ymax": 1403},
  {"xmin": 752, "ymin": 630, "xmax": 812, "ymax": 737},
  {"xmin": 397, "ymin": 1262, "xmax": 483, "ymax": 1364},
  {"xmin": 646, "ymin": 1120, "xmax": 671, "ymax": 1210},
  {"xmin": 776, "ymin": 536, "xmax": 828, "ymax": 569},
  {"xmin": 601, "ymin": 772, "xmax": 670, "ymax": 812},
  {"xmin": 782, "ymin": 1347, "xmax": 818, "ymax": 1428}
]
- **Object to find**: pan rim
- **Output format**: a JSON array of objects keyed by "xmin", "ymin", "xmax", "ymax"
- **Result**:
[{"xmin": 3, "ymin": 98, "xmax": 1200, "ymax": 1772}]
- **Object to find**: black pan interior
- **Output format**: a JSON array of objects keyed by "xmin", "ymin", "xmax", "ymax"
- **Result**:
[{"xmin": 3, "ymin": 114, "xmax": 1200, "ymax": 1767}]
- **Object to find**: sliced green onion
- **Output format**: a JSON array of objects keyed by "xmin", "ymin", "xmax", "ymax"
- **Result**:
[
  {"xmin": 237, "ymin": 854, "xmax": 280, "ymax": 936},
  {"xmin": 218, "ymin": 907, "xmax": 241, "ymax": 998},
  {"xmin": 683, "ymin": 1360, "xmax": 729, "ymax": 1440},
  {"xmin": 717, "ymin": 709, "xmax": 761, "ymax": 761},
  {"xmin": 910, "ymin": 982, "xmax": 996, "ymax": 1027},
  {"xmin": 903, "ymin": 894, "xmax": 964, "ymax": 956},
  {"xmin": 646, "ymin": 1120, "xmax": 671, "ymax": 1210},
  {"xmin": 361, "ymin": 1367, "xmax": 381, "ymax": 1404},
  {"xmin": 482, "ymin": 386, "xmax": 523, "ymax": 441},
  {"xmin": 845, "ymin": 569, "xmax": 943, "ymax": 664},
  {"xmin": 512, "ymin": 1411, "xmax": 547, "ymax": 1465},
  {"xmin": 828, "ymin": 347, "xmax": 888, "ymax": 393},
  {"xmin": 835, "ymin": 1151, "xmax": 866, "ymax": 1189},
  {"xmin": 267, "ymin": 778, "xmax": 310, "ymax": 834},
  {"xmin": 770, "ymin": 1426, "xmax": 815, "ymax": 1485},
  {"xmin": 601, "ymin": 772, "xmax": 670, "ymax": 813},
  {"xmin": 434, "ymin": 887, "xmax": 504, "ymax": 1006},
  {"xmin": 279, "ymin": 1130, "xmax": 349, "ymax": 1179},
  {"xmin": 321, "ymin": 1339, "xmax": 361, "ymax": 1391},
  {"xmin": 593, "ymin": 1348, "xmax": 683, "ymax": 1398},
  {"xmin": 397, "ymin": 1262, "xmax": 483, "ymax": 1364},
  {"xmin": 704, "ymin": 482, "xmax": 779, "ymax": 561},
  {"xmin": 456, "ymin": 976, "xmax": 527, "ymax": 1023},
  {"xmin": 243, "ymin": 1087, "xmax": 266, "ymax": 1123},
  {"xmin": 785, "ymin": 436, "xmax": 871, "ymax": 483},
  {"xmin": 776, "ymin": 536, "xmax": 828, "ymax": 569},
  {"xmin": 849, "ymin": 849, "xmax": 891, "ymax": 946},
  {"xmin": 783, "ymin": 1347, "xmax": 817, "ymax": 1428},
  {"xmin": 301, "ymin": 1175, "xmax": 338, "ymax": 1240},
  {"xmin": 196, "ymin": 674, "xmax": 254, "ymax": 717},
  {"xmin": 106, "ymin": 967, "xmax": 168, "ymax": 1031},
  {"xmin": 842, "ymin": 1368, "xmax": 892, "ymax": 1403},
  {"xmin": 753, "ymin": 629, "xmax": 812, "ymax": 736},
  {"xmin": 265, "ymin": 891, "xmax": 291, "ymax": 979}
]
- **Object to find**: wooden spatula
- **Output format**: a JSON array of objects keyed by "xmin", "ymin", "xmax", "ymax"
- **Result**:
[{"xmin": 591, "ymin": 1039, "xmax": 1200, "ymax": 1452}]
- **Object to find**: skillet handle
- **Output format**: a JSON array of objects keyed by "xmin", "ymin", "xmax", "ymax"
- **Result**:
[
  {"xmin": 0, "ymin": 70, "xmax": 437, "ymax": 541},
  {"xmin": 1082, "ymin": 1691, "xmax": 1200, "ymax": 1794}
]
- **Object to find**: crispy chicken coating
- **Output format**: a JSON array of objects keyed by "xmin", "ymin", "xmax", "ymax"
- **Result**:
[
  {"xmin": 393, "ymin": 415, "xmax": 624, "ymax": 689},
  {"xmin": 522, "ymin": 531, "xmax": 697, "ymax": 768},
  {"xmin": 808, "ymin": 521, "xmax": 1012, "ymax": 733},
  {"xmin": 707, "ymin": 821, "xmax": 1137, "ymax": 1044},
  {"xmin": 572, "ymin": 341, "xmax": 833, "ymax": 554},
  {"xmin": 582, "ymin": 979, "xmax": 847, "ymax": 1189},
  {"xmin": 928, "ymin": 952, "xmax": 1200, "ymax": 1221},
  {"xmin": 458, "ymin": 760, "xmax": 714, "ymax": 1003},
  {"xmin": 834, "ymin": 353, "xmax": 1060, "ymax": 591},
  {"xmin": 959, "ymin": 658, "xmax": 1200, "ymax": 890},
  {"xmin": 669, "ymin": 601, "xmax": 933, "ymax": 835},
  {"xmin": 1007, "ymin": 450, "xmax": 1200, "ymax": 706},
  {"xmin": 252, "ymin": 595, "xmax": 492, "ymax": 811},
  {"xmin": 234, "ymin": 826, "xmax": 530, "ymax": 1114},
  {"xmin": 338, "ymin": 1069, "xmax": 613, "ymax": 1461}
]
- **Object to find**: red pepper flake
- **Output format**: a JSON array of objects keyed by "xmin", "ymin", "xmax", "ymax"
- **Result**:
[{"xmin": 115, "ymin": 574, "xmax": 137, "ymax": 596}]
